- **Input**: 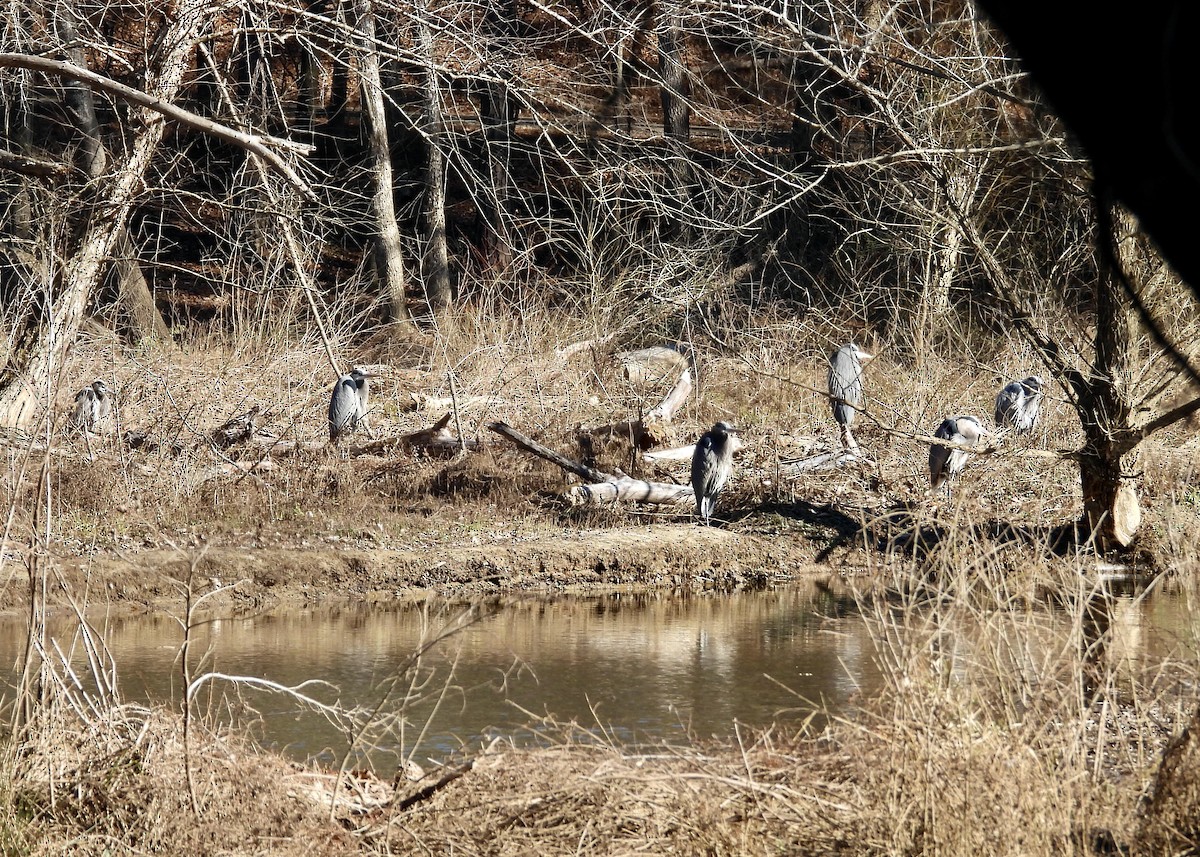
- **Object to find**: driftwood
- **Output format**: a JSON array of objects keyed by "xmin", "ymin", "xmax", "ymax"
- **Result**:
[
  {"xmin": 210, "ymin": 405, "xmax": 261, "ymax": 448},
  {"xmin": 488, "ymin": 421, "xmax": 694, "ymax": 507},
  {"xmin": 577, "ymin": 368, "xmax": 693, "ymax": 458},
  {"xmin": 564, "ymin": 478, "xmax": 693, "ymax": 506},
  {"xmin": 404, "ymin": 392, "xmax": 492, "ymax": 414},
  {"xmin": 226, "ymin": 436, "xmax": 319, "ymax": 456},
  {"xmin": 555, "ymin": 332, "xmax": 616, "ymax": 361},
  {"xmin": 616, "ymin": 345, "xmax": 689, "ymax": 385},
  {"xmin": 354, "ymin": 413, "xmax": 480, "ymax": 457},
  {"xmin": 642, "ymin": 433, "xmax": 744, "ymax": 464},
  {"xmin": 191, "ymin": 458, "xmax": 276, "ymax": 489},
  {"xmin": 779, "ymin": 449, "xmax": 872, "ymax": 474}
]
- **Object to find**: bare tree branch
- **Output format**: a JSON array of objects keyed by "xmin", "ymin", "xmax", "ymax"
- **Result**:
[{"xmin": 0, "ymin": 52, "xmax": 317, "ymax": 201}]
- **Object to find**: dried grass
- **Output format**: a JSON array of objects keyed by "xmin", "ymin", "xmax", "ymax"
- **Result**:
[{"xmin": 4, "ymin": 308, "xmax": 1200, "ymax": 854}]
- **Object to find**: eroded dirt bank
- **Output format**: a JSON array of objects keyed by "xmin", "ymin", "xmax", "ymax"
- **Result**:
[{"xmin": 2, "ymin": 523, "xmax": 857, "ymax": 617}]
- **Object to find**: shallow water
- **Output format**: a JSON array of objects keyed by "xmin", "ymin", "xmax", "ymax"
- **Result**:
[{"xmin": 1, "ymin": 581, "xmax": 1195, "ymax": 769}]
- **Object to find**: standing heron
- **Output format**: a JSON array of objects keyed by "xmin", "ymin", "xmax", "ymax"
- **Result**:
[
  {"xmin": 69, "ymin": 380, "xmax": 112, "ymax": 433},
  {"xmin": 329, "ymin": 368, "xmax": 373, "ymax": 443},
  {"xmin": 928, "ymin": 415, "xmax": 987, "ymax": 492},
  {"xmin": 994, "ymin": 375, "xmax": 1044, "ymax": 434},
  {"xmin": 828, "ymin": 343, "xmax": 873, "ymax": 452},
  {"xmin": 691, "ymin": 421, "xmax": 738, "ymax": 525}
]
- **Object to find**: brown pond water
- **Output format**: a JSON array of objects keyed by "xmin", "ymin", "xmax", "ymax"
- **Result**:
[{"xmin": 2, "ymin": 581, "xmax": 1195, "ymax": 769}]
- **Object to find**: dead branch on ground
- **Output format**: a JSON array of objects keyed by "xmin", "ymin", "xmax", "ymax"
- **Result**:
[
  {"xmin": 577, "ymin": 368, "xmax": 693, "ymax": 463},
  {"xmin": 354, "ymin": 413, "xmax": 481, "ymax": 457},
  {"xmin": 488, "ymin": 421, "xmax": 694, "ymax": 506}
]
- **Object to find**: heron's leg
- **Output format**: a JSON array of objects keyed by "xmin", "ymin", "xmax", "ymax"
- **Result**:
[
  {"xmin": 840, "ymin": 425, "xmax": 859, "ymax": 453},
  {"xmin": 360, "ymin": 406, "xmax": 377, "ymax": 439}
]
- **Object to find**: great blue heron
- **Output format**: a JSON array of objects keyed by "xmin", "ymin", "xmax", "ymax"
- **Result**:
[
  {"xmin": 828, "ymin": 343, "xmax": 873, "ymax": 451},
  {"xmin": 691, "ymin": 421, "xmax": 738, "ymax": 525},
  {"xmin": 994, "ymin": 376, "xmax": 1044, "ymax": 434},
  {"xmin": 69, "ymin": 380, "xmax": 112, "ymax": 433},
  {"xmin": 329, "ymin": 368, "xmax": 373, "ymax": 443},
  {"xmin": 928, "ymin": 415, "xmax": 987, "ymax": 492}
]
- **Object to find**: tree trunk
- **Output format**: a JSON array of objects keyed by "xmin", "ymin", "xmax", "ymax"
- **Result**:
[
  {"xmin": 110, "ymin": 231, "xmax": 173, "ymax": 341},
  {"xmin": 1078, "ymin": 441, "xmax": 1141, "ymax": 549},
  {"xmin": 657, "ymin": 1, "xmax": 690, "ymax": 143},
  {"xmin": 478, "ymin": 0, "xmax": 519, "ymax": 274},
  {"xmin": 1073, "ymin": 204, "xmax": 1143, "ymax": 549},
  {"xmin": 656, "ymin": 0, "xmax": 692, "ymax": 238},
  {"xmin": 356, "ymin": 0, "xmax": 411, "ymax": 325},
  {"xmin": 294, "ymin": 0, "xmax": 329, "ymax": 141},
  {"xmin": 233, "ymin": 5, "xmax": 271, "ymax": 114},
  {"xmin": 775, "ymin": 5, "xmax": 847, "ymax": 297},
  {"xmin": 59, "ymin": 0, "xmax": 172, "ymax": 343},
  {"xmin": 326, "ymin": 0, "xmax": 350, "ymax": 135},
  {"xmin": 419, "ymin": 0, "xmax": 452, "ymax": 312},
  {"xmin": 0, "ymin": 0, "xmax": 206, "ymax": 426},
  {"xmin": 914, "ymin": 159, "xmax": 985, "ymax": 356},
  {"xmin": 0, "ymin": 95, "xmax": 34, "ymax": 249}
]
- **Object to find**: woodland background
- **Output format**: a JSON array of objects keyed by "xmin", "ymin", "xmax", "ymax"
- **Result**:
[{"xmin": 2, "ymin": 0, "xmax": 1198, "ymax": 549}]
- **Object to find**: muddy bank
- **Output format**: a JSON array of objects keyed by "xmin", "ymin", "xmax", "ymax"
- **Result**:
[{"xmin": 2, "ymin": 524, "xmax": 852, "ymax": 616}]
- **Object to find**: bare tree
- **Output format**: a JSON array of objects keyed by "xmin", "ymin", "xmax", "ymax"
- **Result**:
[
  {"xmin": 0, "ymin": 1, "xmax": 210, "ymax": 426},
  {"xmin": 418, "ymin": 0, "xmax": 452, "ymax": 312},
  {"xmin": 56, "ymin": 0, "xmax": 172, "ymax": 343},
  {"xmin": 356, "ymin": 0, "xmax": 412, "ymax": 326},
  {"xmin": 657, "ymin": 0, "xmax": 693, "ymax": 240},
  {"xmin": 477, "ymin": 0, "xmax": 520, "ymax": 275}
]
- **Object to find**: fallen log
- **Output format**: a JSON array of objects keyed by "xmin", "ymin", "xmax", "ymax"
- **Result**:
[
  {"xmin": 577, "ymin": 368, "xmax": 693, "ymax": 457},
  {"xmin": 642, "ymin": 432, "xmax": 744, "ymax": 464},
  {"xmin": 488, "ymin": 420, "xmax": 694, "ymax": 506},
  {"xmin": 565, "ymin": 477, "xmax": 693, "ymax": 506},
  {"xmin": 616, "ymin": 345, "xmax": 689, "ymax": 385},
  {"xmin": 555, "ymin": 332, "xmax": 615, "ymax": 361},
  {"xmin": 190, "ymin": 458, "xmax": 276, "ymax": 488},
  {"xmin": 646, "ymin": 368, "xmax": 692, "ymax": 423},
  {"xmin": 489, "ymin": 421, "xmax": 606, "ymax": 482},
  {"xmin": 778, "ymin": 449, "xmax": 872, "ymax": 474},
  {"xmin": 353, "ymin": 413, "xmax": 480, "ymax": 457}
]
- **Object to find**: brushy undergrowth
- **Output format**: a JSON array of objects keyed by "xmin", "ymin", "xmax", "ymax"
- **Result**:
[
  {"xmin": 2, "ymin": 304, "xmax": 1140, "ymax": 565},
  {"xmin": 3, "ymin": 307, "xmax": 1200, "ymax": 854}
]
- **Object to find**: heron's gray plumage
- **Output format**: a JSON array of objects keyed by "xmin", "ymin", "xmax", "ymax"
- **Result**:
[
  {"xmin": 929, "ymin": 415, "xmax": 986, "ymax": 491},
  {"xmin": 691, "ymin": 421, "xmax": 737, "ymax": 524},
  {"xmin": 994, "ymin": 376, "xmax": 1044, "ymax": 433},
  {"xmin": 329, "ymin": 368, "xmax": 371, "ymax": 443},
  {"xmin": 70, "ymin": 380, "xmax": 111, "ymax": 433},
  {"xmin": 828, "ymin": 343, "xmax": 872, "ymax": 451}
]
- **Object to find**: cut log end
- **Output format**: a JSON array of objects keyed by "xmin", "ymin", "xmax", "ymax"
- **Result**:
[{"xmin": 1113, "ymin": 482, "xmax": 1141, "ymax": 547}]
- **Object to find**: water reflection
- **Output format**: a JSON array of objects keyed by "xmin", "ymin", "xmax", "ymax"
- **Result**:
[
  {"xmin": 3, "ymin": 581, "xmax": 1193, "ymax": 769},
  {"xmin": 0, "ymin": 586, "xmax": 876, "ymax": 766}
]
